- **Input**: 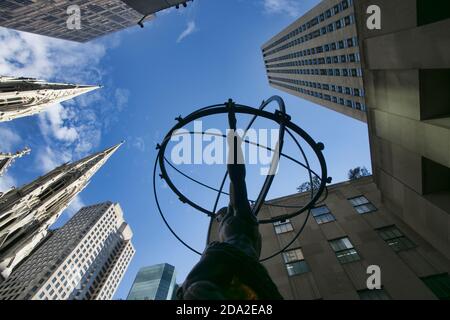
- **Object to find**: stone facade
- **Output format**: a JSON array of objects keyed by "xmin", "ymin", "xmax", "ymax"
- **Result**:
[
  {"xmin": 207, "ymin": 177, "xmax": 450, "ymax": 299},
  {"xmin": 0, "ymin": 147, "xmax": 30, "ymax": 178},
  {"xmin": 0, "ymin": 143, "xmax": 122, "ymax": 280},
  {"xmin": 0, "ymin": 76, "xmax": 99, "ymax": 122}
]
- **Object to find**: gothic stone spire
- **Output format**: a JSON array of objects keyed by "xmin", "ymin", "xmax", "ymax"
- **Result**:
[
  {"xmin": 0, "ymin": 142, "xmax": 122, "ymax": 280},
  {"xmin": 0, "ymin": 76, "xmax": 100, "ymax": 122},
  {"xmin": 0, "ymin": 147, "xmax": 31, "ymax": 178}
]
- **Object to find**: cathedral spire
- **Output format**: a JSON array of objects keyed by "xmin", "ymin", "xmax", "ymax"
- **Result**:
[
  {"xmin": 0, "ymin": 76, "xmax": 100, "ymax": 122},
  {"xmin": 0, "ymin": 147, "xmax": 31, "ymax": 177},
  {"xmin": 0, "ymin": 142, "xmax": 122, "ymax": 280}
]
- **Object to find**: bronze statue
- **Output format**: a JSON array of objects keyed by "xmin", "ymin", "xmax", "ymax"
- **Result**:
[{"xmin": 176, "ymin": 132, "xmax": 283, "ymax": 300}]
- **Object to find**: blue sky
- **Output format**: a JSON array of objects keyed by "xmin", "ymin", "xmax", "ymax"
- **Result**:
[{"xmin": 0, "ymin": 0, "xmax": 371, "ymax": 299}]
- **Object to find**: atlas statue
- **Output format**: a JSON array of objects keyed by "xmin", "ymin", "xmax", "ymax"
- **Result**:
[{"xmin": 153, "ymin": 97, "xmax": 329, "ymax": 300}]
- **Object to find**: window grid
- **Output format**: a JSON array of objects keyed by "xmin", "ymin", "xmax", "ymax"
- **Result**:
[
  {"xmin": 311, "ymin": 205, "xmax": 336, "ymax": 224},
  {"xmin": 358, "ymin": 288, "xmax": 391, "ymax": 300},
  {"xmin": 273, "ymin": 220, "xmax": 294, "ymax": 234},
  {"xmin": 329, "ymin": 237, "xmax": 360, "ymax": 264},
  {"xmin": 349, "ymin": 196, "xmax": 377, "ymax": 214},
  {"xmin": 282, "ymin": 248, "xmax": 310, "ymax": 276},
  {"xmin": 377, "ymin": 226, "xmax": 416, "ymax": 252}
]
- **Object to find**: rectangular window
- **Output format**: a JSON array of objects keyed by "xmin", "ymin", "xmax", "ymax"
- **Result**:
[
  {"xmin": 329, "ymin": 237, "xmax": 360, "ymax": 264},
  {"xmin": 349, "ymin": 196, "xmax": 377, "ymax": 214},
  {"xmin": 358, "ymin": 288, "xmax": 391, "ymax": 300},
  {"xmin": 282, "ymin": 248, "xmax": 310, "ymax": 276},
  {"xmin": 377, "ymin": 226, "xmax": 416, "ymax": 252},
  {"xmin": 273, "ymin": 220, "xmax": 294, "ymax": 234},
  {"xmin": 311, "ymin": 206, "xmax": 336, "ymax": 224},
  {"xmin": 421, "ymin": 273, "xmax": 450, "ymax": 300}
]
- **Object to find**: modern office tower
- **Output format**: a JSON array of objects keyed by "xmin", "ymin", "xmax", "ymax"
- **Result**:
[
  {"xmin": 263, "ymin": 0, "xmax": 450, "ymax": 271},
  {"xmin": 0, "ymin": 202, "xmax": 135, "ymax": 300},
  {"xmin": 262, "ymin": 0, "xmax": 367, "ymax": 122},
  {"xmin": 0, "ymin": 76, "xmax": 99, "ymax": 122},
  {"xmin": 127, "ymin": 263, "xmax": 177, "ymax": 300},
  {"xmin": 0, "ymin": 143, "xmax": 122, "ymax": 280},
  {"xmin": 208, "ymin": 177, "xmax": 450, "ymax": 300},
  {"xmin": 0, "ymin": 0, "xmax": 192, "ymax": 43},
  {"xmin": 0, "ymin": 147, "xmax": 30, "ymax": 177}
]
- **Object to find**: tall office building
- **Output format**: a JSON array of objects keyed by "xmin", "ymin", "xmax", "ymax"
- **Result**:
[
  {"xmin": 0, "ymin": 147, "xmax": 30, "ymax": 177},
  {"xmin": 127, "ymin": 263, "xmax": 177, "ymax": 300},
  {"xmin": 0, "ymin": 143, "xmax": 122, "ymax": 280},
  {"xmin": 0, "ymin": 202, "xmax": 135, "ymax": 300},
  {"xmin": 208, "ymin": 177, "xmax": 450, "ymax": 300},
  {"xmin": 0, "ymin": 0, "xmax": 192, "ymax": 43},
  {"xmin": 262, "ymin": 0, "xmax": 367, "ymax": 122},
  {"xmin": 262, "ymin": 0, "xmax": 450, "ymax": 266},
  {"xmin": 0, "ymin": 76, "xmax": 99, "ymax": 122}
]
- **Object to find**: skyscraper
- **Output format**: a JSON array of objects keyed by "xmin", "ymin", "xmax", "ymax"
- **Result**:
[
  {"xmin": 263, "ymin": 0, "xmax": 450, "ymax": 262},
  {"xmin": 208, "ymin": 177, "xmax": 450, "ymax": 300},
  {"xmin": 0, "ymin": 147, "xmax": 30, "ymax": 177},
  {"xmin": 0, "ymin": 202, "xmax": 135, "ymax": 300},
  {"xmin": 0, "ymin": 76, "xmax": 99, "ymax": 122},
  {"xmin": 261, "ymin": 0, "xmax": 367, "ymax": 122},
  {"xmin": 0, "ymin": 143, "xmax": 122, "ymax": 280},
  {"xmin": 0, "ymin": 0, "xmax": 192, "ymax": 43},
  {"xmin": 127, "ymin": 263, "xmax": 177, "ymax": 300}
]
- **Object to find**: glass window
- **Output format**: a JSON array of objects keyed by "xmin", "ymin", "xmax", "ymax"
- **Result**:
[
  {"xmin": 311, "ymin": 206, "xmax": 336, "ymax": 224},
  {"xmin": 282, "ymin": 248, "xmax": 310, "ymax": 276},
  {"xmin": 329, "ymin": 237, "xmax": 361, "ymax": 264},
  {"xmin": 421, "ymin": 274, "xmax": 450, "ymax": 300},
  {"xmin": 349, "ymin": 196, "xmax": 377, "ymax": 214},
  {"xmin": 342, "ymin": 0, "xmax": 349, "ymax": 10},
  {"xmin": 377, "ymin": 226, "xmax": 416, "ymax": 252},
  {"xmin": 273, "ymin": 220, "xmax": 294, "ymax": 234},
  {"xmin": 358, "ymin": 289, "xmax": 391, "ymax": 300}
]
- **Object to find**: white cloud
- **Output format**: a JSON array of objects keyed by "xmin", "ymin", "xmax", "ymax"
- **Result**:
[
  {"xmin": 0, "ymin": 28, "xmax": 129, "ymax": 176},
  {"xmin": 114, "ymin": 88, "xmax": 130, "ymax": 112},
  {"xmin": 38, "ymin": 103, "xmax": 79, "ymax": 143},
  {"xmin": 0, "ymin": 28, "xmax": 106, "ymax": 82},
  {"xmin": 177, "ymin": 21, "xmax": 197, "ymax": 43},
  {"xmin": 0, "ymin": 126, "xmax": 22, "ymax": 151},
  {"xmin": 65, "ymin": 195, "xmax": 85, "ymax": 218},
  {"xmin": 132, "ymin": 137, "xmax": 146, "ymax": 152},
  {"xmin": 0, "ymin": 174, "xmax": 16, "ymax": 193},
  {"xmin": 263, "ymin": 0, "xmax": 301, "ymax": 17},
  {"xmin": 35, "ymin": 145, "xmax": 72, "ymax": 173}
]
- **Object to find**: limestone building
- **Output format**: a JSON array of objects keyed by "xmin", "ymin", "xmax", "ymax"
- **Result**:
[
  {"xmin": 0, "ymin": 143, "xmax": 122, "ymax": 280},
  {"xmin": 0, "ymin": 202, "xmax": 135, "ymax": 300},
  {"xmin": 208, "ymin": 177, "xmax": 450, "ymax": 300},
  {"xmin": 262, "ymin": 0, "xmax": 450, "ymax": 274}
]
